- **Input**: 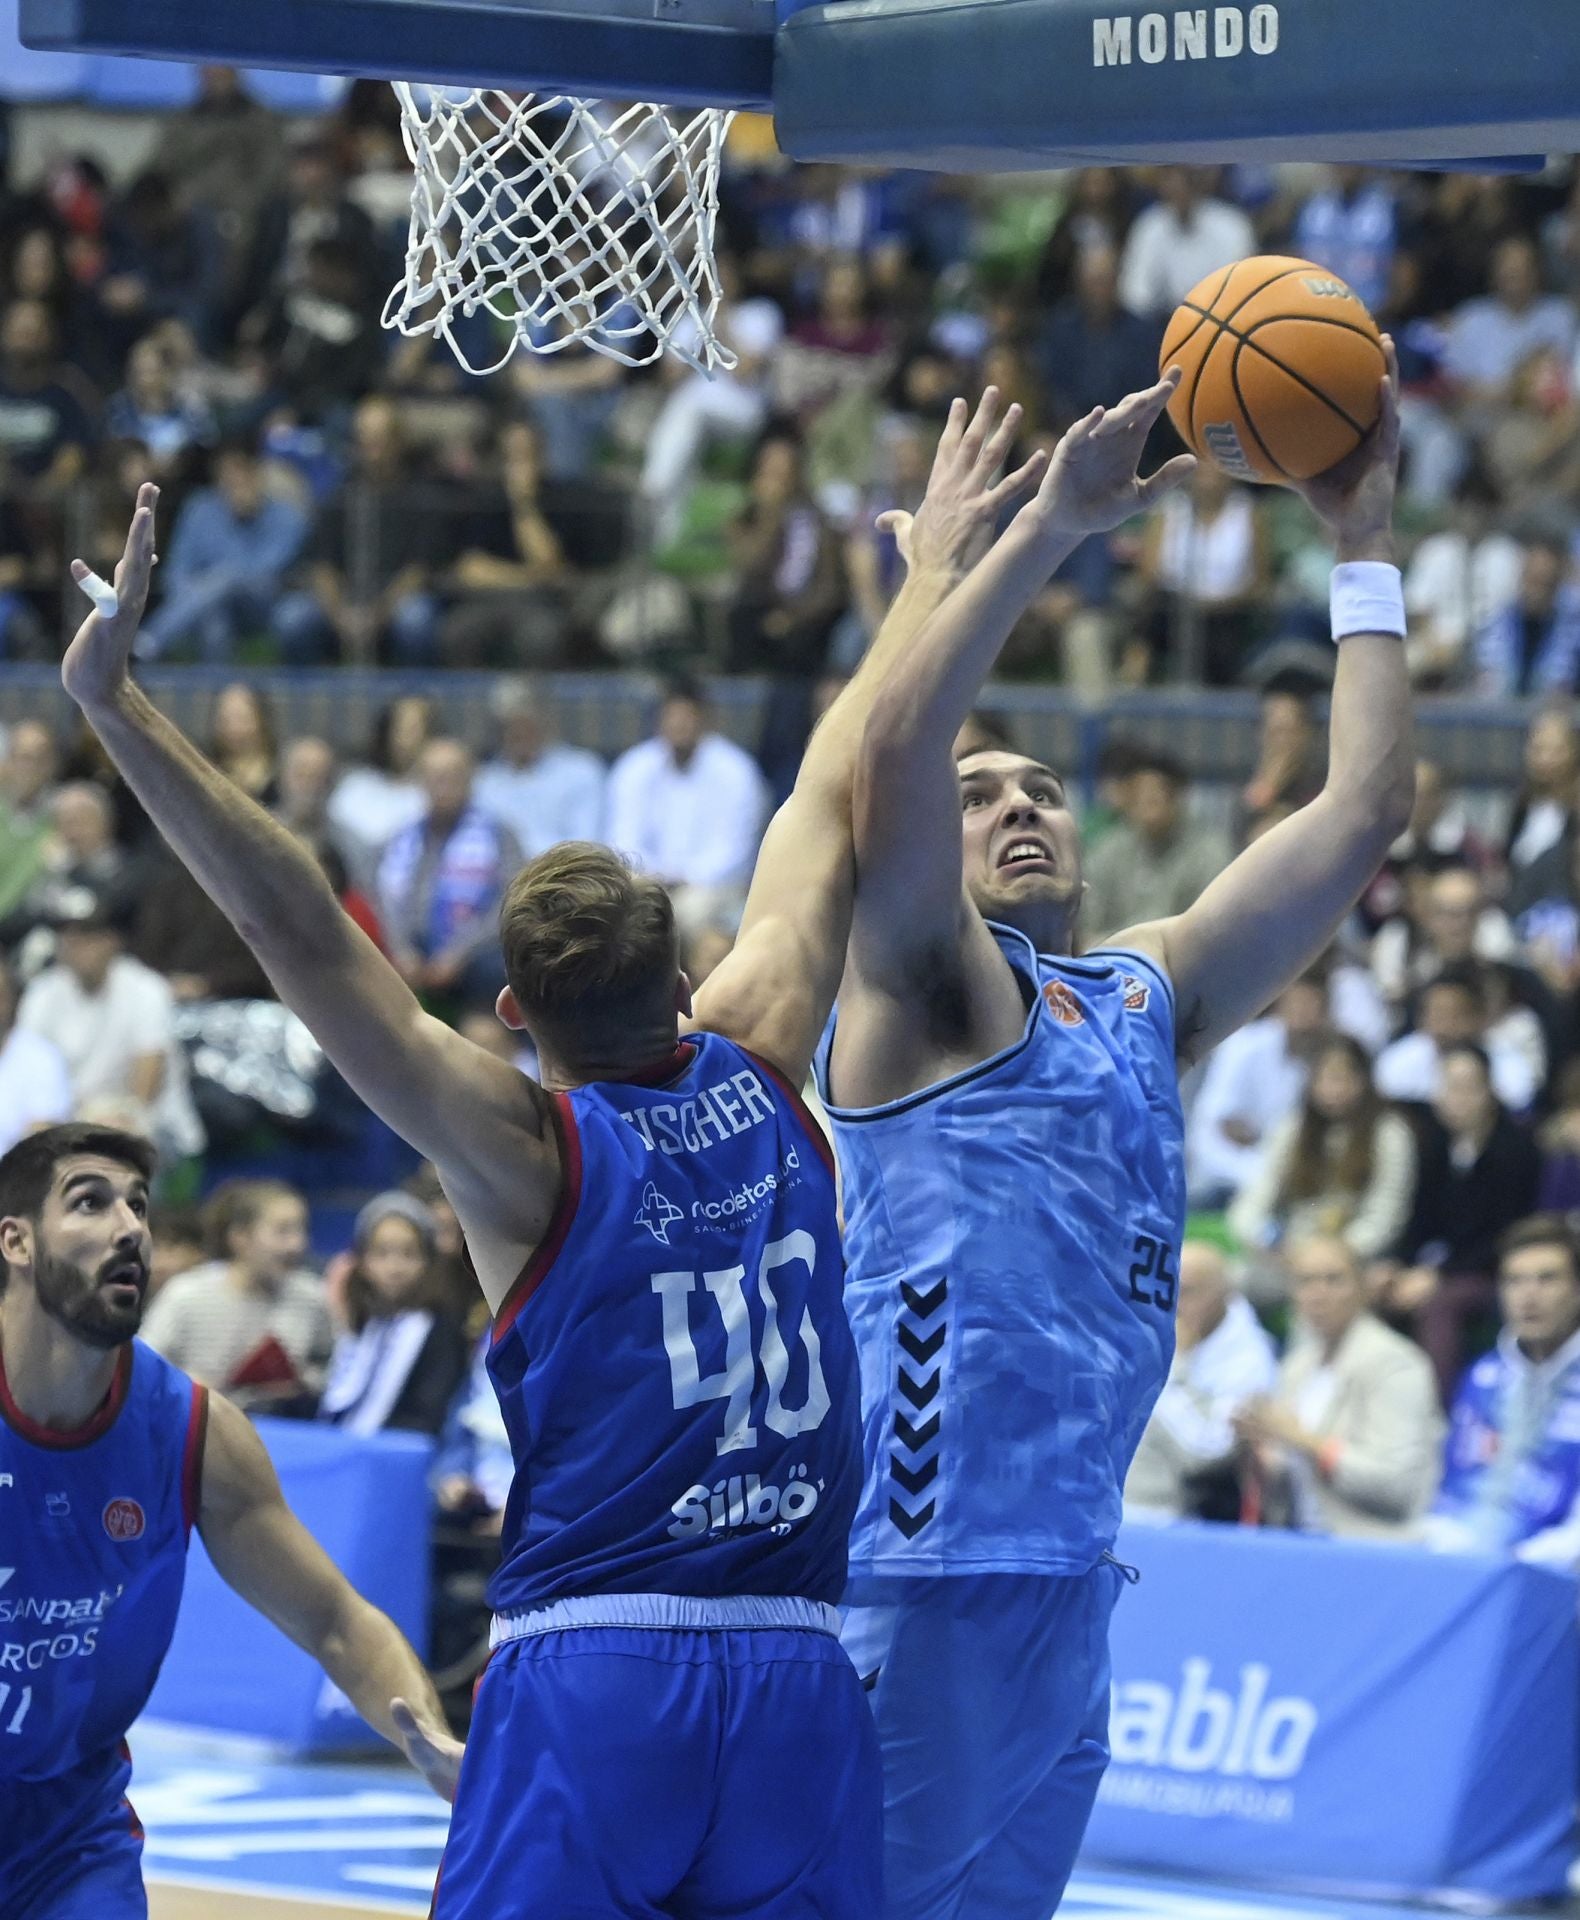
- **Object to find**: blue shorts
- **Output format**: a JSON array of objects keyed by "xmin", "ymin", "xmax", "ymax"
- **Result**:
[
  {"xmin": 841, "ymin": 1563, "xmax": 1122, "ymax": 1920},
  {"xmin": 1, "ymin": 1747, "xmax": 146, "ymax": 1920},
  {"xmin": 433, "ymin": 1595, "xmax": 883, "ymax": 1920}
]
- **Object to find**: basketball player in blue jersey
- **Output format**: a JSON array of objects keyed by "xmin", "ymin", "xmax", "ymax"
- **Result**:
[
  {"xmin": 817, "ymin": 351, "xmax": 1413, "ymax": 1920},
  {"xmin": 56, "ymin": 398, "xmax": 1044, "ymax": 1918},
  {"xmin": 0, "ymin": 1121, "xmax": 461, "ymax": 1920}
]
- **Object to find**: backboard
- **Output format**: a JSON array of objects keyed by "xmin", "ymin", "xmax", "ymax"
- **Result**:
[{"xmin": 19, "ymin": 0, "xmax": 1580, "ymax": 164}]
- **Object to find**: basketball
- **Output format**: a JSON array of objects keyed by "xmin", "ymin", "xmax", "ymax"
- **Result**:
[{"xmin": 1160, "ymin": 255, "xmax": 1387, "ymax": 486}]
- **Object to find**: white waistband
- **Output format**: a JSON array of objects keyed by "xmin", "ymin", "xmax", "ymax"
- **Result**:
[{"xmin": 490, "ymin": 1592, "xmax": 842, "ymax": 1646}]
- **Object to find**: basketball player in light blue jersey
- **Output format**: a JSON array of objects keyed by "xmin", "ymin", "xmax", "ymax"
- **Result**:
[
  {"xmin": 818, "ymin": 351, "xmax": 1413, "ymax": 1919},
  {"xmin": 58, "ymin": 403, "xmax": 1043, "ymax": 1918}
]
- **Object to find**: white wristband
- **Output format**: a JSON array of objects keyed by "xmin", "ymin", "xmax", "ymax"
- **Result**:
[{"xmin": 1330, "ymin": 561, "xmax": 1405, "ymax": 641}]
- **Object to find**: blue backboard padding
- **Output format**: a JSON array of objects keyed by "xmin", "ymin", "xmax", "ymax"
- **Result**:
[
  {"xmin": 19, "ymin": 0, "xmax": 775, "ymax": 109},
  {"xmin": 774, "ymin": 0, "xmax": 1580, "ymax": 168}
]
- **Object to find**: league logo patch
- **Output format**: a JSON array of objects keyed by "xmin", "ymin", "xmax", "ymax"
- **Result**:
[
  {"xmin": 634, "ymin": 1181, "xmax": 683, "ymax": 1246},
  {"xmin": 102, "ymin": 1498, "xmax": 145, "ymax": 1542},
  {"xmin": 1122, "ymin": 974, "xmax": 1151, "ymax": 1013},
  {"xmin": 1042, "ymin": 979, "xmax": 1085, "ymax": 1026}
]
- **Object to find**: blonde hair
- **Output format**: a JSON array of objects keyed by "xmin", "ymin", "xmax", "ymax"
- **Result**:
[{"xmin": 499, "ymin": 842, "xmax": 677, "ymax": 1054}]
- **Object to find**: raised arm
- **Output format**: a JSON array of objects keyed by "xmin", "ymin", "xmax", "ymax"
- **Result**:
[
  {"xmin": 198, "ymin": 1390, "xmax": 464, "ymax": 1799},
  {"xmin": 60, "ymin": 490, "xmax": 558, "ymax": 1284},
  {"xmin": 847, "ymin": 375, "xmax": 1195, "ymax": 994},
  {"xmin": 687, "ymin": 389, "xmax": 1043, "ymax": 1083},
  {"xmin": 1117, "ymin": 345, "xmax": 1415, "ymax": 1062}
]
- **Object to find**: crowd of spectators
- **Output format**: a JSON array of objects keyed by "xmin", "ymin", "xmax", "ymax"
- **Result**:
[
  {"xmin": 2, "ymin": 83, "xmax": 1580, "ymax": 690},
  {"xmin": 10, "ymin": 81, "xmax": 1580, "ymax": 1690}
]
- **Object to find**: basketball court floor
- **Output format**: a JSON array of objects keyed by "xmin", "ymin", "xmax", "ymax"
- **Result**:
[{"xmin": 131, "ymin": 1725, "xmax": 1474, "ymax": 1920}]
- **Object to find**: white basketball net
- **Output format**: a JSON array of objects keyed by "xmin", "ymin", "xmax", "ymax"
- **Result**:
[{"xmin": 385, "ymin": 87, "xmax": 737, "ymax": 376}]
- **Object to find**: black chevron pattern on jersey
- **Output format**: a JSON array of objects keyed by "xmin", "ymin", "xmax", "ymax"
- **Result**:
[{"xmin": 888, "ymin": 1272, "xmax": 948, "ymax": 1541}]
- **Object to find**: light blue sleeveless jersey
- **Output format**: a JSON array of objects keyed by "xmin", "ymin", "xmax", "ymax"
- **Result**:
[
  {"xmin": 487, "ymin": 1032, "xmax": 861, "ymax": 1613},
  {"xmin": 815, "ymin": 928, "xmax": 1184, "ymax": 1576}
]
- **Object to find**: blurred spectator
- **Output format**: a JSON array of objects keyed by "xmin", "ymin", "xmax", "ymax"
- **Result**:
[
  {"xmin": 146, "ymin": 1205, "xmax": 206, "ymax": 1303},
  {"xmin": 1537, "ymin": 1061, "xmax": 1580, "ymax": 1212},
  {"xmin": 0, "ymin": 781, "xmax": 129, "ymax": 952},
  {"xmin": 127, "ymin": 838, "xmax": 274, "ymax": 1009},
  {"xmin": 17, "ymin": 886, "xmax": 204, "ymax": 1162},
  {"xmin": 605, "ymin": 678, "xmax": 770, "ymax": 938},
  {"xmin": 206, "ymin": 682, "xmax": 280, "ymax": 806},
  {"xmin": 1187, "ymin": 970, "xmax": 1328, "ymax": 1208},
  {"xmin": 98, "ymin": 171, "xmax": 222, "ymax": 352},
  {"xmin": 1291, "ymin": 165, "xmax": 1397, "ymax": 313},
  {"xmin": 273, "ymin": 735, "xmax": 373, "ymax": 898},
  {"xmin": 234, "ymin": 126, "xmax": 380, "ymax": 332},
  {"xmin": 1402, "ymin": 491, "xmax": 1521, "ymax": 689},
  {"xmin": 1124, "ymin": 1242, "xmax": 1277, "ymax": 1522},
  {"xmin": 1137, "ymin": 463, "xmax": 1271, "ymax": 685},
  {"xmin": 377, "ymin": 740, "xmax": 524, "ymax": 1011},
  {"xmin": 272, "ymin": 397, "xmax": 440, "ymax": 664},
  {"xmin": 639, "ymin": 291, "xmax": 786, "ymax": 535},
  {"xmin": 141, "ymin": 1178, "xmax": 330, "ymax": 1408},
  {"xmin": 473, "ymin": 676, "xmax": 606, "ymax": 859},
  {"xmin": 250, "ymin": 237, "xmax": 382, "ymax": 424},
  {"xmin": 1424, "ymin": 1215, "xmax": 1580, "ymax": 1566},
  {"xmin": 318, "ymin": 1194, "xmax": 471, "ymax": 1437},
  {"xmin": 104, "ymin": 332, "xmax": 215, "ymax": 476},
  {"xmin": 328, "ymin": 693, "xmax": 435, "ymax": 863},
  {"xmin": 1080, "ymin": 746, "xmax": 1230, "ymax": 940},
  {"xmin": 1370, "ymin": 863, "xmax": 1515, "ymax": 1023},
  {"xmin": 1117, "ymin": 167, "xmax": 1256, "ymax": 321},
  {"xmin": 149, "ymin": 66, "xmax": 289, "ymax": 264},
  {"xmin": 1504, "ymin": 704, "xmax": 1580, "ymax": 897},
  {"xmin": 1374, "ymin": 965, "xmax": 1539, "ymax": 1114},
  {"xmin": 0, "ymin": 950, "xmax": 71, "ymax": 1155},
  {"xmin": 1444, "ymin": 236, "xmax": 1576, "ymax": 408},
  {"xmin": 725, "ymin": 428, "xmax": 847, "ymax": 675},
  {"xmin": 433, "ymin": 1333, "xmax": 513, "ymax": 1526},
  {"xmin": 1228, "ymin": 1034, "xmax": 1417, "ymax": 1280},
  {"xmin": 439, "ymin": 421, "xmax": 573, "ymax": 667},
  {"xmin": 1359, "ymin": 760, "xmax": 1494, "ymax": 936},
  {"xmin": 1234, "ymin": 1235, "xmax": 1443, "ymax": 1539},
  {"xmin": 1472, "ymin": 530, "xmax": 1580, "ymax": 697},
  {"xmin": 1037, "ymin": 243, "xmax": 1158, "ymax": 427},
  {"xmin": 0, "ymin": 720, "xmax": 58, "ymax": 920},
  {"xmin": 0, "ymin": 300, "xmax": 93, "ymax": 495},
  {"xmin": 1034, "ymin": 168, "xmax": 1136, "ymax": 305},
  {"xmin": 140, "ymin": 442, "xmax": 308, "ymax": 662},
  {"xmin": 1240, "ymin": 688, "xmax": 1325, "ymax": 822},
  {"xmin": 1377, "ymin": 1042, "xmax": 1542, "ymax": 1396}
]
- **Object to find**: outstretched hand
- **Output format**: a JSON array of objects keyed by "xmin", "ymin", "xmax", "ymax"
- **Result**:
[
  {"xmin": 878, "ymin": 386, "xmax": 1046, "ymax": 578},
  {"xmin": 1291, "ymin": 334, "xmax": 1400, "ymax": 560},
  {"xmin": 61, "ymin": 482, "xmax": 159, "ymax": 711},
  {"xmin": 1022, "ymin": 370, "xmax": 1195, "ymax": 546},
  {"xmin": 391, "ymin": 1695, "xmax": 465, "ymax": 1804}
]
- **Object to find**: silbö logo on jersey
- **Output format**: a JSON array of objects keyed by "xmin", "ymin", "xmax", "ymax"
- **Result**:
[{"xmin": 668, "ymin": 1464, "xmax": 821, "ymax": 1541}]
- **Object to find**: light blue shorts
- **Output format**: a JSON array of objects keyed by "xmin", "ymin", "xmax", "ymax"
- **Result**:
[{"xmin": 841, "ymin": 1562, "xmax": 1122, "ymax": 1920}]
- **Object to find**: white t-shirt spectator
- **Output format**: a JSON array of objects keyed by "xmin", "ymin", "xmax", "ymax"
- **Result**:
[
  {"xmin": 1444, "ymin": 294, "xmax": 1577, "ymax": 391},
  {"xmin": 1118, "ymin": 197, "xmax": 1257, "ymax": 318},
  {"xmin": 473, "ymin": 744, "xmax": 608, "ymax": 860},
  {"xmin": 1373, "ymin": 1028, "xmax": 1538, "ymax": 1115},
  {"xmin": 1187, "ymin": 1017, "xmax": 1311, "ymax": 1199},
  {"xmin": 328, "ymin": 767, "xmax": 427, "ymax": 867},
  {"xmin": 1404, "ymin": 529, "xmax": 1522, "ymax": 680},
  {"xmin": 17, "ymin": 955, "xmax": 204, "ymax": 1158},
  {"xmin": 605, "ymin": 734, "xmax": 769, "ymax": 892},
  {"xmin": 0, "ymin": 1025, "xmax": 72, "ymax": 1154}
]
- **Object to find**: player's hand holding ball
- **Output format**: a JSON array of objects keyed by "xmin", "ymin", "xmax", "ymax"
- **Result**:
[
  {"xmin": 62, "ymin": 480, "xmax": 159, "ymax": 711},
  {"xmin": 1160, "ymin": 255, "xmax": 1400, "ymax": 561}
]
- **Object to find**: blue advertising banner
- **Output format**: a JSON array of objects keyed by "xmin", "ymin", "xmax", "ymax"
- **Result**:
[
  {"xmin": 146, "ymin": 1420, "xmax": 433, "ymax": 1753},
  {"xmin": 1082, "ymin": 1523, "xmax": 1578, "ymax": 1902}
]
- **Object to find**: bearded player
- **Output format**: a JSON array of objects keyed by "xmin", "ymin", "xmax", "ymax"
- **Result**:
[
  {"xmin": 55, "ymin": 392, "xmax": 1043, "ymax": 1919},
  {"xmin": 0, "ymin": 1122, "xmax": 460, "ymax": 1920},
  {"xmin": 817, "ymin": 354, "xmax": 1412, "ymax": 1917}
]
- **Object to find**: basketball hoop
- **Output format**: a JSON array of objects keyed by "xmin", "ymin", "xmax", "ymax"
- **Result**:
[{"xmin": 385, "ymin": 86, "xmax": 738, "ymax": 377}]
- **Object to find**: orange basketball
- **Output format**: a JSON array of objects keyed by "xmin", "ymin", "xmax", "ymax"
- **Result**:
[{"xmin": 1160, "ymin": 255, "xmax": 1386, "ymax": 486}]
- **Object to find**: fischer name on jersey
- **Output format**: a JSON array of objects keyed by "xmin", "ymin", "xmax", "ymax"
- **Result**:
[
  {"xmin": 486, "ymin": 1030, "xmax": 861, "ymax": 1616},
  {"xmin": 0, "ymin": 1340, "xmax": 205, "ymax": 1783},
  {"xmin": 816, "ymin": 927, "xmax": 1185, "ymax": 1576}
]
